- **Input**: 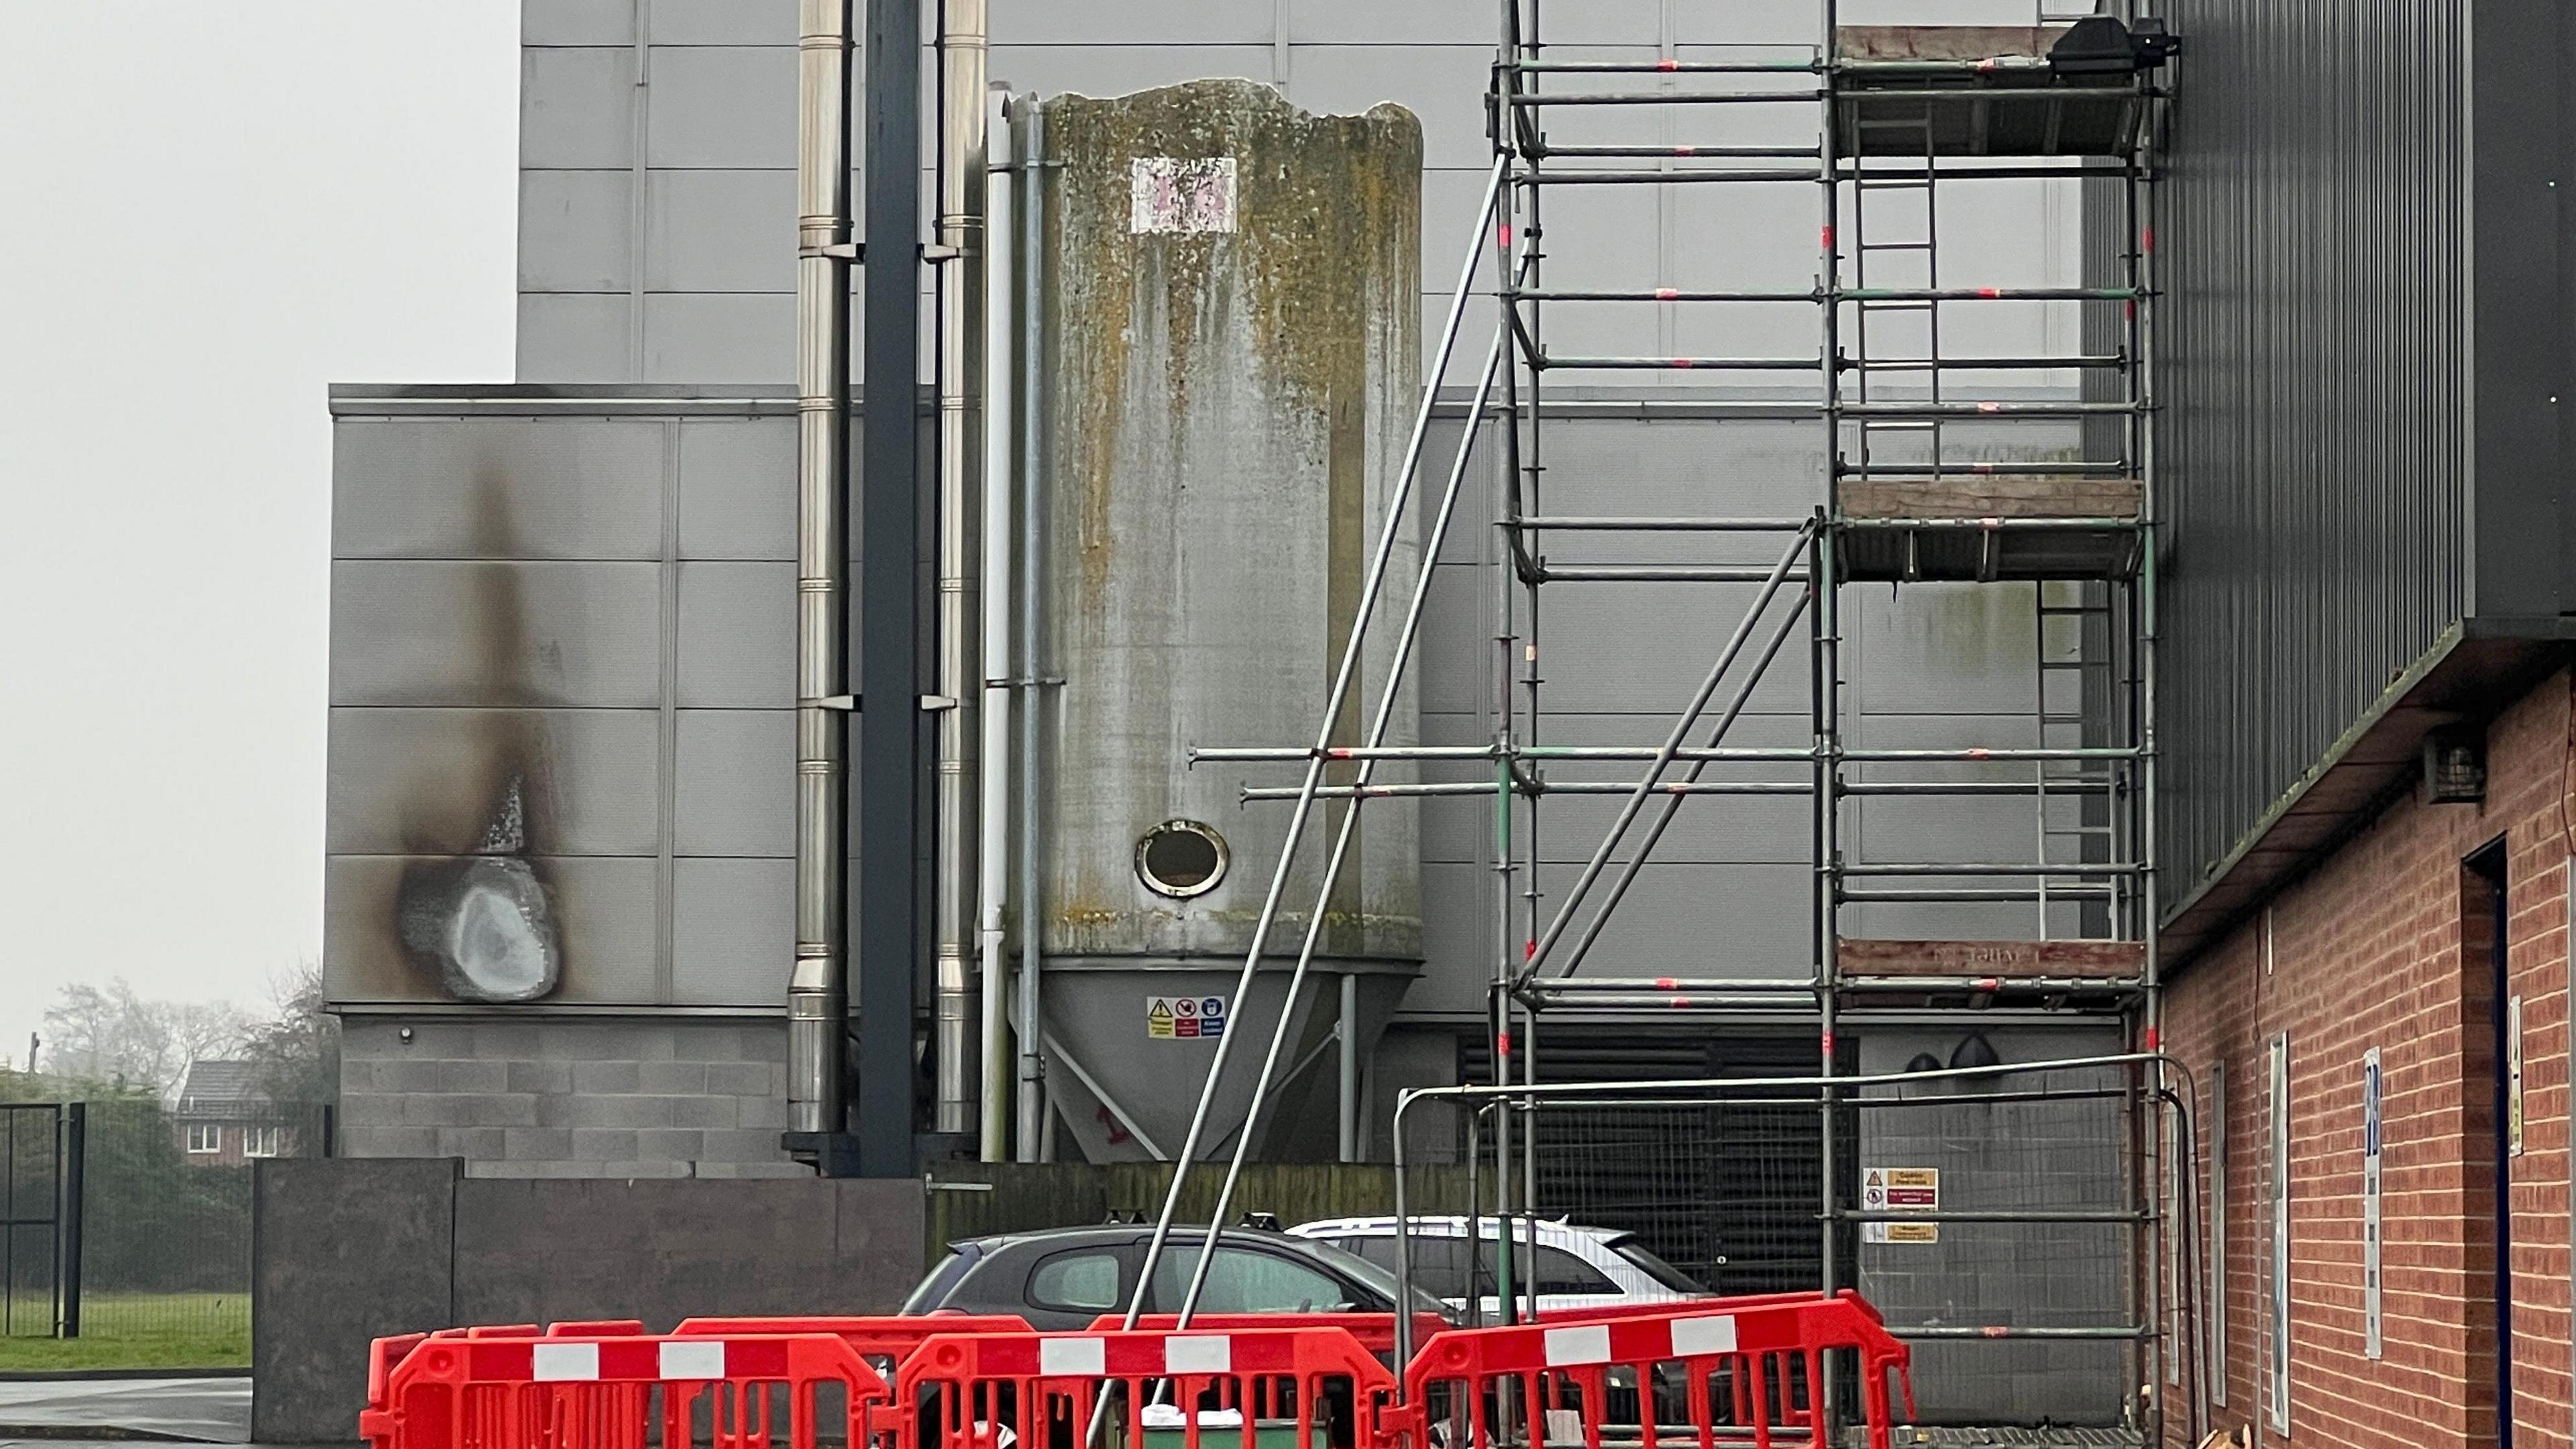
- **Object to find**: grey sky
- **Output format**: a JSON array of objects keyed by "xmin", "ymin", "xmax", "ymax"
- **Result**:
[{"xmin": 0, "ymin": 2, "xmax": 517, "ymax": 1061}]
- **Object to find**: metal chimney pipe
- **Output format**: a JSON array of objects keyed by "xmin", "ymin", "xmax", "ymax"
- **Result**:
[
  {"xmin": 1012, "ymin": 97, "xmax": 1046, "ymax": 1165},
  {"xmin": 788, "ymin": 0, "xmax": 853, "ymax": 1140},
  {"xmin": 976, "ymin": 83, "xmax": 1016, "ymax": 1162},
  {"xmin": 932, "ymin": 0, "xmax": 987, "ymax": 1140}
]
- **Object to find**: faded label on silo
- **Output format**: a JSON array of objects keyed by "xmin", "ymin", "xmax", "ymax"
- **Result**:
[{"xmin": 1129, "ymin": 156, "xmax": 1236, "ymax": 233}]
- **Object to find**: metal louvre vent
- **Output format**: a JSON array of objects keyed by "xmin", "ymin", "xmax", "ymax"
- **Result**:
[{"xmin": 1456, "ymin": 1031, "xmax": 1837, "ymax": 1296}]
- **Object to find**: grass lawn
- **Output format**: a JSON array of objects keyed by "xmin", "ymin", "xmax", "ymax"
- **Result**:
[{"xmin": 0, "ymin": 1292, "xmax": 248, "ymax": 1373}]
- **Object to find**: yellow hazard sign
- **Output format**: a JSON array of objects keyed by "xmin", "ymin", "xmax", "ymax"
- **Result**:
[{"xmin": 1146, "ymin": 998, "xmax": 1176, "ymax": 1038}]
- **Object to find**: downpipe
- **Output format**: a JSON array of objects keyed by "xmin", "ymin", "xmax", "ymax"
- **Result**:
[
  {"xmin": 787, "ymin": 0, "xmax": 853, "ymax": 1142},
  {"xmin": 932, "ymin": 0, "xmax": 987, "ymax": 1140}
]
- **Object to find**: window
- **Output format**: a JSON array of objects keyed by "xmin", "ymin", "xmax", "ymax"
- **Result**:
[
  {"xmin": 1610, "ymin": 1240, "xmax": 1705, "ymax": 1294},
  {"xmin": 1336, "ymin": 1236, "xmax": 1615, "ymax": 1297},
  {"xmin": 243, "ymin": 1126, "xmax": 281, "ymax": 1159},
  {"xmin": 184, "ymin": 1124, "xmax": 220, "ymax": 1155},
  {"xmin": 1150, "ymin": 1247, "xmax": 1352, "ymax": 1313},
  {"xmin": 1028, "ymin": 1250, "xmax": 1122, "ymax": 1311}
]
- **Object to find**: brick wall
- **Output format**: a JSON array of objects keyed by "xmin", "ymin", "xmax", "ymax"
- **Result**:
[
  {"xmin": 337, "ymin": 1017, "xmax": 803, "ymax": 1177},
  {"xmin": 2165, "ymin": 668, "xmax": 2575, "ymax": 1449}
]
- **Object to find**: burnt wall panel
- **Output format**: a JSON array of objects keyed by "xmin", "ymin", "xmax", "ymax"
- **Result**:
[{"xmin": 2157, "ymin": 0, "xmax": 2475, "ymax": 900}]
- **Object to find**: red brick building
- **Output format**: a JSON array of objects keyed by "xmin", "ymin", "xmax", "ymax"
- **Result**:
[
  {"xmin": 2165, "ymin": 677, "xmax": 2573, "ymax": 1448},
  {"xmin": 2151, "ymin": 0, "xmax": 2576, "ymax": 1442},
  {"xmin": 172, "ymin": 1059, "xmax": 298, "ymax": 1167}
]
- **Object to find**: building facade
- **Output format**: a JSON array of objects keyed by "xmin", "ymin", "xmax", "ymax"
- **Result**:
[
  {"xmin": 329, "ymin": 0, "xmax": 2098, "ymax": 1181},
  {"xmin": 2155, "ymin": 0, "xmax": 2576, "ymax": 1442}
]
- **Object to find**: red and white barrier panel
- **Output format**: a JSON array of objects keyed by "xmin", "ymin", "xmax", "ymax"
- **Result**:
[
  {"xmin": 1398, "ymin": 1295, "xmax": 1914, "ymax": 1449},
  {"xmin": 359, "ymin": 1332, "xmax": 887, "ymax": 1449},
  {"xmin": 1089, "ymin": 1313, "xmax": 1452, "ymax": 1360},
  {"xmin": 677, "ymin": 1315, "xmax": 1038, "ymax": 1367},
  {"xmin": 897, "ymin": 1325, "xmax": 1398, "ymax": 1449}
]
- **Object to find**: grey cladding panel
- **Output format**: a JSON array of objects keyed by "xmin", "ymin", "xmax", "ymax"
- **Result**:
[
  {"xmin": 331, "ymin": 560, "xmax": 663, "ymax": 708},
  {"xmin": 326, "ymin": 854, "xmax": 659, "ymax": 1005},
  {"xmin": 678, "ymin": 417, "xmax": 796, "ymax": 559},
  {"xmin": 645, "ymin": 293, "xmax": 796, "ymax": 383},
  {"xmin": 519, "ymin": 292, "xmax": 634, "ymax": 383},
  {"xmin": 648, "ymin": 0, "xmax": 797, "ymax": 45},
  {"xmin": 677, "ymin": 561, "xmax": 794, "ymax": 706},
  {"xmin": 673, "ymin": 857, "xmax": 794, "ymax": 1004},
  {"xmin": 523, "ymin": 48, "xmax": 635, "ymax": 169},
  {"xmin": 648, "ymin": 169, "xmax": 797, "ymax": 292},
  {"xmin": 674, "ymin": 708, "xmax": 792, "ymax": 855},
  {"xmin": 1536, "ymin": 582, "xmax": 1813, "ymax": 717},
  {"xmin": 1415, "ymin": 564, "xmax": 1489, "ymax": 716},
  {"xmin": 985, "ymin": 45, "xmax": 1273, "ymax": 103},
  {"xmin": 1285, "ymin": 45, "xmax": 1492, "ymax": 170},
  {"xmin": 1535, "ymin": 861, "xmax": 1813, "ymax": 979},
  {"xmin": 1293, "ymin": 0, "xmax": 1660, "ymax": 44},
  {"xmin": 333, "ymin": 419, "xmax": 667, "ymax": 560},
  {"xmin": 989, "ymin": 0, "xmax": 1274, "ymax": 44},
  {"xmin": 1851, "ymin": 584, "xmax": 2039, "ymax": 717},
  {"xmin": 328, "ymin": 708, "xmax": 663, "ymax": 856},
  {"xmin": 521, "ymin": 170, "xmax": 635, "ymax": 292},
  {"xmin": 646, "ymin": 47, "xmax": 800, "ymax": 169},
  {"xmin": 524, "ymin": 0, "xmax": 633, "ymax": 45}
]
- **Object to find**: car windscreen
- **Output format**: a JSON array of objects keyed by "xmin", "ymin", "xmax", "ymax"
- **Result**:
[{"xmin": 1609, "ymin": 1238, "xmax": 1706, "ymax": 1293}]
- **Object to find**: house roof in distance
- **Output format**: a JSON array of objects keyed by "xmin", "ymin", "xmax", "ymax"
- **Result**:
[{"xmin": 174, "ymin": 1060, "xmax": 269, "ymax": 1116}]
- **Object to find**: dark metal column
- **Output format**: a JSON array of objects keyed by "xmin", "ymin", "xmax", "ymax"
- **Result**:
[{"xmin": 857, "ymin": 0, "xmax": 925, "ymax": 1177}]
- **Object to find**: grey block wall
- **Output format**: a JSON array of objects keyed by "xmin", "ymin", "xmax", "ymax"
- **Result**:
[{"xmin": 337, "ymin": 1017, "xmax": 798, "ymax": 1176}]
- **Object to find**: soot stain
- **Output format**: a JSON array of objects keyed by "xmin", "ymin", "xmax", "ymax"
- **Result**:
[{"xmin": 388, "ymin": 462, "xmax": 566, "ymax": 1004}]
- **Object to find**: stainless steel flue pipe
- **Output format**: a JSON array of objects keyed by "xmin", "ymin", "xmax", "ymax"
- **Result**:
[
  {"xmin": 788, "ymin": 0, "xmax": 853, "ymax": 1138},
  {"xmin": 932, "ymin": 0, "xmax": 987, "ymax": 1139},
  {"xmin": 976, "ymin": 83, "xmax": 1016, "ymax": 1162}
]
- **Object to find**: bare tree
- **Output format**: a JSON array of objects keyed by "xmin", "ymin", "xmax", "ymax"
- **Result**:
[
  {"xmin": 41, "ymin": 978, "xmax": 252, "ymax": 1098},
  {"xmin": 239, "ymin": 962, "xmax": 339, "ymax": 1106}
]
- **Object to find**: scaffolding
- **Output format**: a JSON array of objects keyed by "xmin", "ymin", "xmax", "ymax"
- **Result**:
[{"xmin": 1163, "ymin": 1, "xmax": 2190, "ymax": 1440}]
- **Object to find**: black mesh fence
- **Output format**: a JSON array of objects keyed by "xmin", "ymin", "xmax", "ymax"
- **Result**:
[
  {"xmin": 73, "ymin": 1098, "xmax": 328, "ymax": 1352},
  {"xmin": 0, "ymin": 1104, "xmax": 67, "ymax": 1339}
]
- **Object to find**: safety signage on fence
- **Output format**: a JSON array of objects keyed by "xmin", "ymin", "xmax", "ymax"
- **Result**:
[
  {"xmin": 1861, "ymin": 1167, "xmax": 1939, "ymax": 1244},
  {"xmin": 1146, "ymin": 996, "xmax": 1227, "ymax": 1040}
]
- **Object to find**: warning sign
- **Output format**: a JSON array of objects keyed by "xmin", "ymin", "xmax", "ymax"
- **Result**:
[
  {"xmin": 1862, "ymin": 1167, "xmax": 1939, "ymax": 1244},
  {"xmin": 1146, "ymin": 996, "xmax": 1227, "ymax": 1040}
]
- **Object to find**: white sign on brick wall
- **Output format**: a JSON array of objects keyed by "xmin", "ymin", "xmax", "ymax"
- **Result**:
[
  {"xmin": 2363, "ymin": 1046, "xmax": 2382, "ymax": 1359},
  {"xmin": 1130, "ymin": 157, "xmax": 1237, "ymax": 235}
]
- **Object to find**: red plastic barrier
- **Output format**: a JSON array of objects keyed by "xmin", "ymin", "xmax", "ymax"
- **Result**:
[
  {"xmin": 1397, "ymin": 1294, "xmax": 1913, "ymax": 1449},
  {"xmin": 360, "ymin": 1331, "xmax": 887, "ymax": 1449},
  {"xmin": 678, "ymin": 1315, "xmax": 1038, "ymax": 1366},
  {"xmin": 1088, "ymin": 1314, "xmax": 1451, "ymax": 1359},
  {"xmin": 898, "ymin": 1325, "xmax": 1399, "ymax": 1449}
]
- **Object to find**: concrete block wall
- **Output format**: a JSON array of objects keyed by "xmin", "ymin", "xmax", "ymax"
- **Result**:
[
  {"xmin": 2163, "ymin": 667, "xmax": 2576, "ymax": 1449},
  {"xmin": 338, "ymin": 1017, "xmax": 804, "ymax": 1177}
]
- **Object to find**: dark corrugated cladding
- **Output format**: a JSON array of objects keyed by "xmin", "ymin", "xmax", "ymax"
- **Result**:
[{"xmin": 2154, "ymin": 0, "xmax": 2576, "ymax": 959}]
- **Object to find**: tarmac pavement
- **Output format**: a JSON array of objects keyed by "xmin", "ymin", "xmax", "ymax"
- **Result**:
[{"xmin": 0, "ymin": 1375, "xmax": 251, "ymax": 1444}]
